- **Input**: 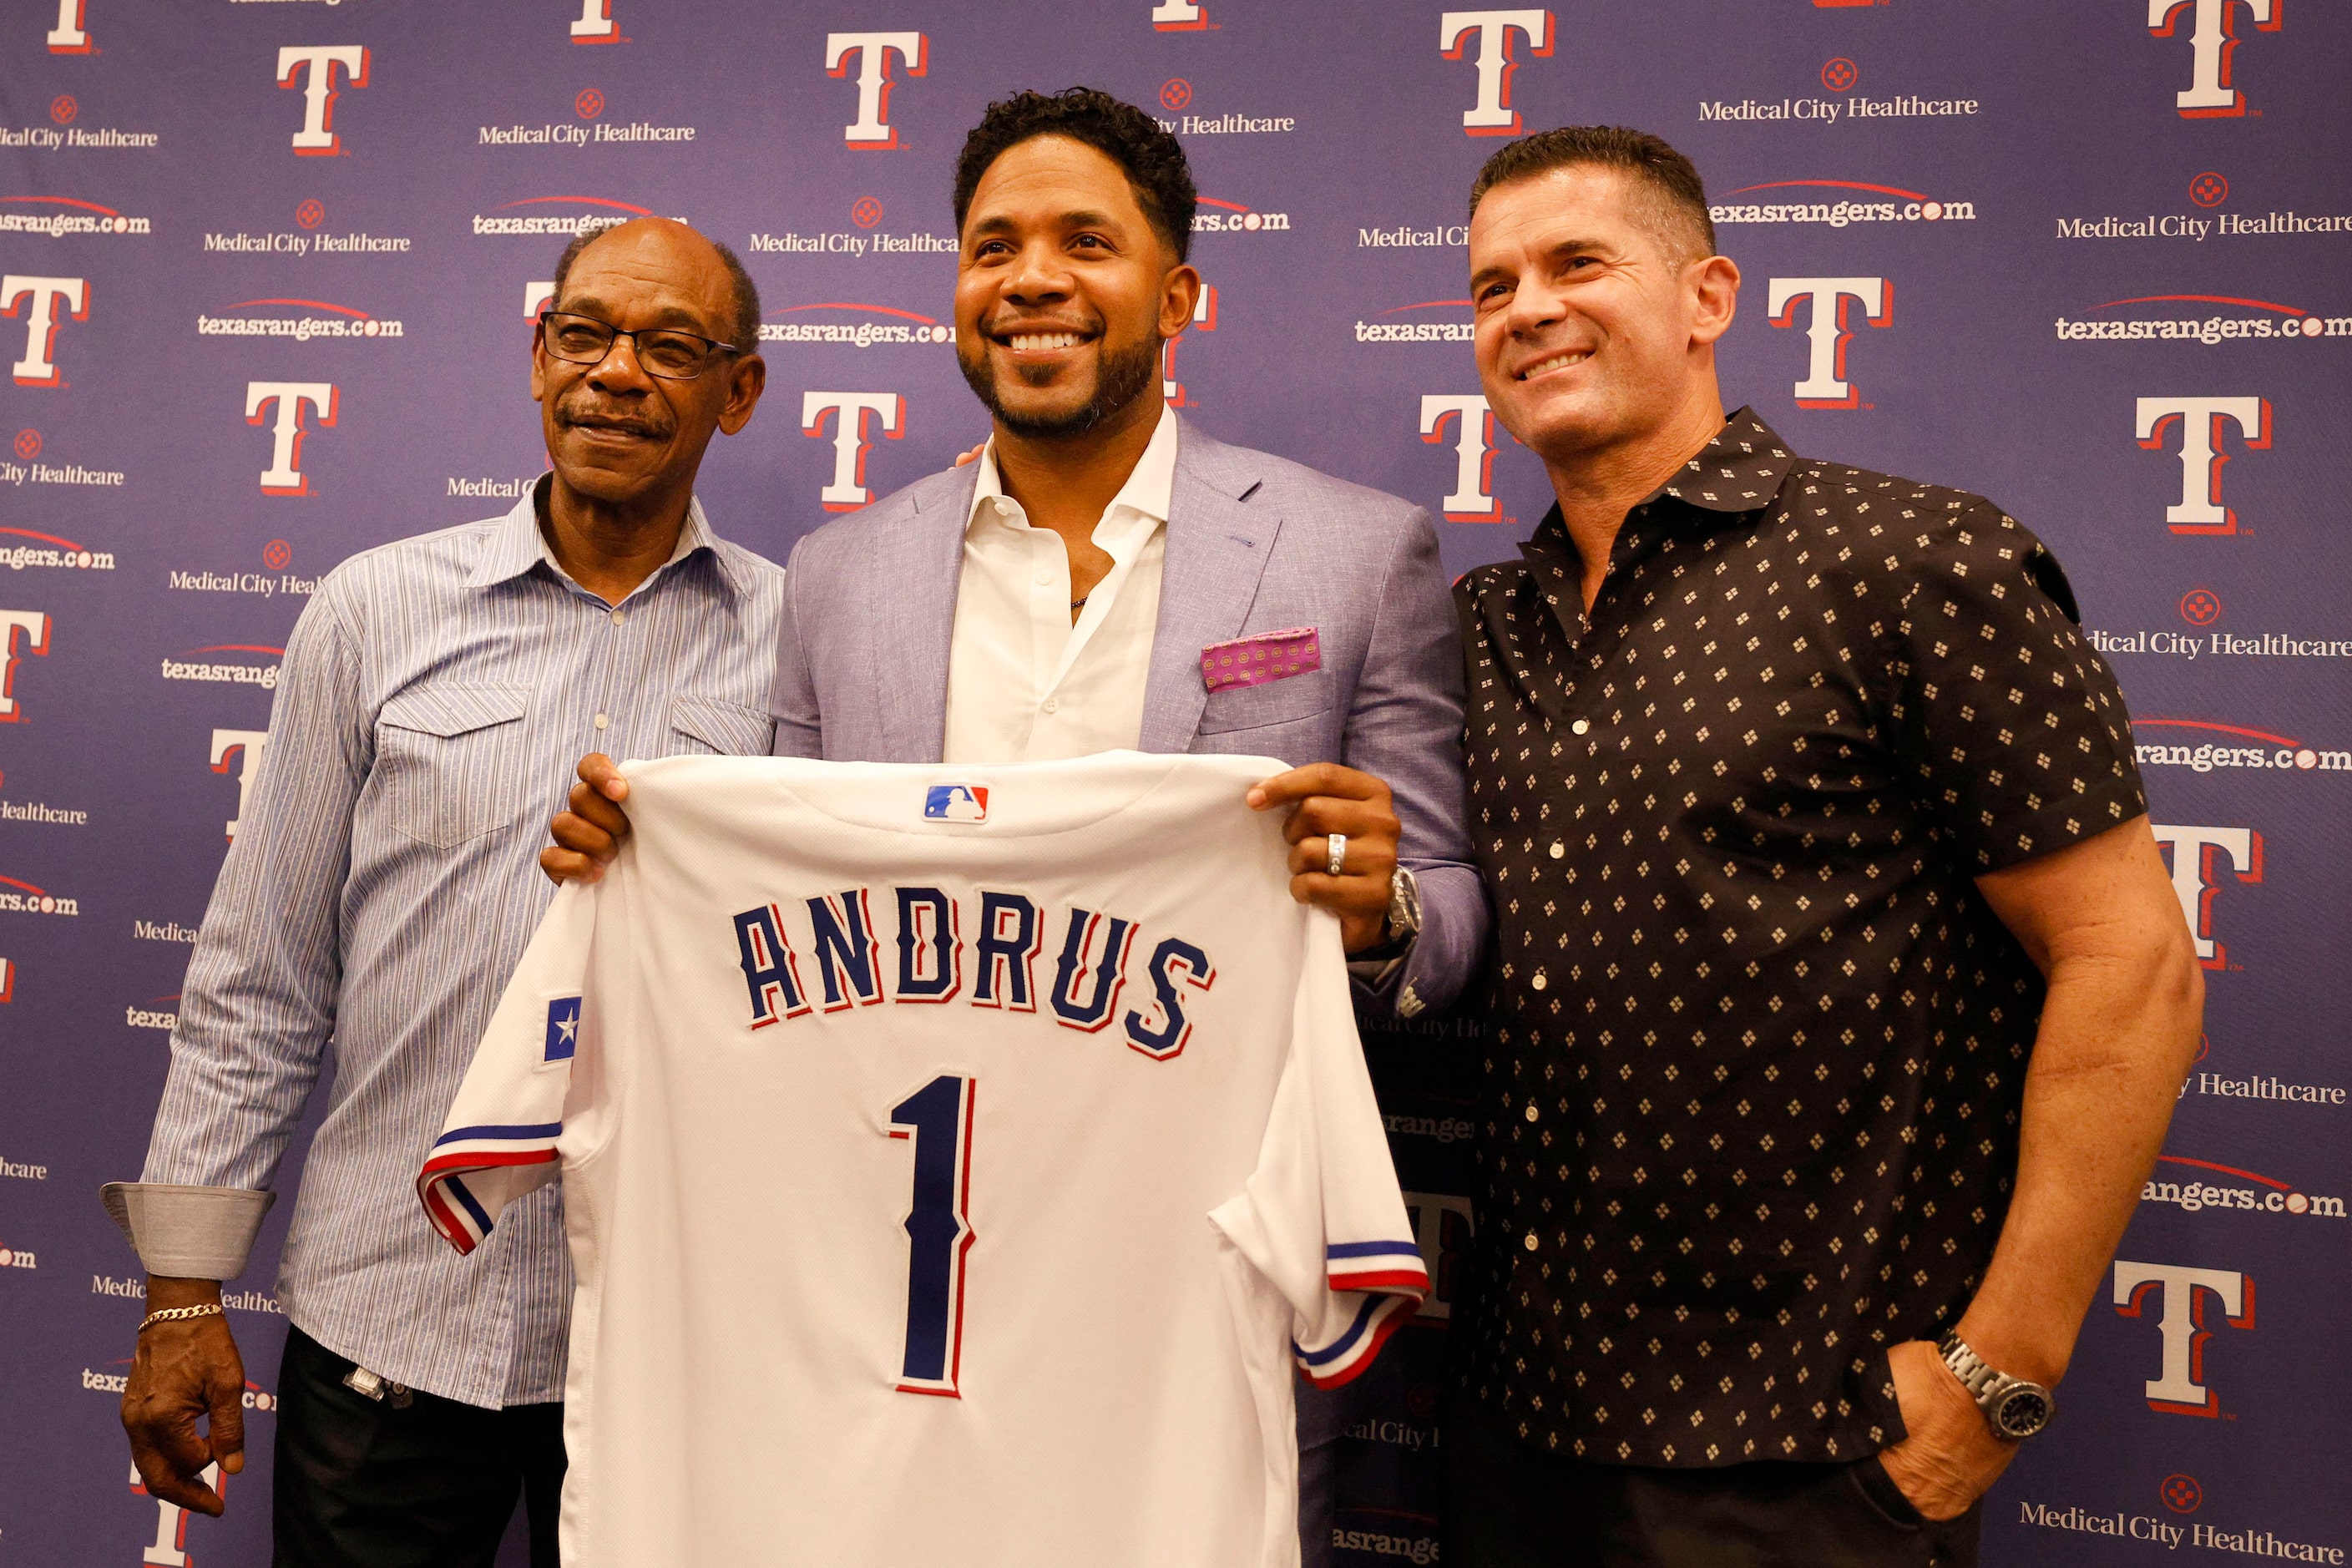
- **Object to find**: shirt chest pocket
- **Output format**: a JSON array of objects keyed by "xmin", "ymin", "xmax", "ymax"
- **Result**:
[
  {"xmin": 1195, "ymin": 667, "xmax": 1333, "ymax": 736},
  {"xmin": 374, "ymin": 683, "xmax": 534, "ymax": 849},
  {"xmin": 665, "ymin": 694, "xmax": 775, "ymax": 756}
]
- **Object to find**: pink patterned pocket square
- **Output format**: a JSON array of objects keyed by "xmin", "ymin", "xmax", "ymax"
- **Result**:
[{"xmin": 1201, "ymin": 627, "xmax": 1322, "ymax": 691}]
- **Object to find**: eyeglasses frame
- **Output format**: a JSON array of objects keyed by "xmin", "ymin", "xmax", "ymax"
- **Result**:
[{"xmin": 535, "ymin": 308, "xmax": 748, "ymax": 382}]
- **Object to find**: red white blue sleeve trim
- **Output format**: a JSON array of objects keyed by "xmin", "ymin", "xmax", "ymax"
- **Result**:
[
  {"xmin": 417, "ymin": 1121, "xmax": 563, "ymax": 1255},
  {"xmin": 1325, "ymin": 1238, "xmax": 1431, "ymax": 1293},
  {"xmin": 1293, "ymin": 1288, "xmax": 1421, "ymax": 1389}
]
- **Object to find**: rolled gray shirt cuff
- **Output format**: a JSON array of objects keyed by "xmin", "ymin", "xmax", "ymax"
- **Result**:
[{"xmin": 99, "ymin": 1182, "xmax": 276, "ymax": 1281}]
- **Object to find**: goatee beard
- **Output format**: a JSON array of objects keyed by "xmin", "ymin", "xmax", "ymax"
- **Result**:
[{"xmin": 958, "ymin": 334, "xmax": 1161, "ymax": 440}]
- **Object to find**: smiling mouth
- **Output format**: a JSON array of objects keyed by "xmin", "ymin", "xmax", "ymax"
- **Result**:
[
  {"xmin": 996, "ymin": 330, "xmax": 1090, "ymax": 353},
  {"xmin": 1517, "ymin": 350, "xmax": 1590, "ymax": 382},
  {"xmin": 568, "ymin": 416, "xmax": 660, "ymax": 438}
]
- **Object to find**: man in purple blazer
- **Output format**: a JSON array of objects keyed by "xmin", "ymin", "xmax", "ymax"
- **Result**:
[{"xmin": 544, "ymin": 88, "xmax": 1484, "ymax": 1560}]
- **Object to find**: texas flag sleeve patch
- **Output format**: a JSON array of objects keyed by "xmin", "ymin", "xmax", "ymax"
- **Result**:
[{"xmin": 417, "ymin": 886, "xmax": 594, "ymax": 1255}]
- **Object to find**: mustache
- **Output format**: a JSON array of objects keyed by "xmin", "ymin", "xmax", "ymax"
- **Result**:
[
  {"xmin": 557, "ymin": 396, "xmax": 668, "ymax": 438},
  {"xmin": 975, "ymin": 307, "xmax": 1100, "ymax": 339}
]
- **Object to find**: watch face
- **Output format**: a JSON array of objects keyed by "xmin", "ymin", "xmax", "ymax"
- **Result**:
[{"xmin": 1993, "ymin": 1386, "xmax": 2053, "ymax": 1439}]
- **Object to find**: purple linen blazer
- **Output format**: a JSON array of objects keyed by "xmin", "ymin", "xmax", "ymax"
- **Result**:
[{"xmin": 766, "ymin": 418, "xmax": 1485, "ymax": 1020}]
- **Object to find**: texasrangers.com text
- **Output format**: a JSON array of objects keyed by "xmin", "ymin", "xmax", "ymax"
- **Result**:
[
  {"xmin": 1711, "ymin": 198, "xmax": 1975, "ymax": 227},
  {"xmin": 2056, "ymin": 313, "xmax": 2352, "ymax": 342},
  {"xmin": 199, "ymin": 313, "xmax": 405, "ymax": 341}
]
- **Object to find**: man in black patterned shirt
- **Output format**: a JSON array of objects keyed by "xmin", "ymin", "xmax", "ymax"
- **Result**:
[{"xmin": 1444, "ymin": 128, "xmax": 2205, "ymax": 1568}]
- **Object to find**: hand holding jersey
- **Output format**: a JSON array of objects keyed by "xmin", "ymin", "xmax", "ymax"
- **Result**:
[
  {"xmin": 554, "ymin": 753, "xmax": 1409, "ymax": 954},
  {"xmin": 435, "ymin": 754, "xmax": 1427, "ymax": 1566}
]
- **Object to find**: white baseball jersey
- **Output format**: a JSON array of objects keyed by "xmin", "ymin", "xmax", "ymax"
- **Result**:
[{"xmin": 419, "ymin": 752, "xmax": 1427, "ymax": 1568}]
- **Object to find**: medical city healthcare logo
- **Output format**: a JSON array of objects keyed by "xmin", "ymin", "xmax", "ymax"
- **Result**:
[{"xmin": 2147, "ymin": 0, "xmax": 2279, "ymax": 118}]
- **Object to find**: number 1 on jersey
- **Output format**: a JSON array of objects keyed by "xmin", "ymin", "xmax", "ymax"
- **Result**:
[{"xmin": 889, "ymin": 1074, "xmax": 976, "ymax": 1396}]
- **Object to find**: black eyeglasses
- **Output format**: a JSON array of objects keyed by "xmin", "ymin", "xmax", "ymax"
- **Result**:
[{"xmin": 538, "ymin": 310, "xmax": 744, "ymax": 380}]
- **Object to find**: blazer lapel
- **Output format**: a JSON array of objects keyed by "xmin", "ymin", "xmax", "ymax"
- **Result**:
[
  {"xmin": 1140, "ymin": 423, "xmax": 1281, "ymax": 752},
  {"xmin": 871, "ymin": 467, "xmax": 975, "ymax": 764}
]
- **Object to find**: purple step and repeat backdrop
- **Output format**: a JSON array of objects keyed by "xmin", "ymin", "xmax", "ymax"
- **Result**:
[{"xmin": 3, "ymin": 0, "xmax": 2346, "ymax": 1563}]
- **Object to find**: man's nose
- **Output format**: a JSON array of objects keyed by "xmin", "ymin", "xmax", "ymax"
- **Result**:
[
  {"xmin": 584, "ymin": 334, "xmax": 655, "ymax": 392},
  {"xmin": 1504, "ymin": 277, "xmax": 1567, "ymax": 337},
  {"xmin": 1002, "ymin": 241, "xmax": 1074, "ymax": 301}
]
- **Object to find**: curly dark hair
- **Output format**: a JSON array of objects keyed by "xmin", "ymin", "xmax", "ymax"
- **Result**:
[
  {"xmin": 550, "ymin": 220, "xmax": 762, "ymax": 354},
  {"xmin": 1468, "ymin": 125, "xmax": 1716, "ymax": 265},
  {"xmin": 952, "ymin": 88, "xmax": 1197, "ymax": 264}
]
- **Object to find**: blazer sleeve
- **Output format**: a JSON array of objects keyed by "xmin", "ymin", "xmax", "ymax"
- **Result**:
[
  {"xmin": 1340, "ymin": 505, "xmax": 1488, "ymax": 1021},
  {"xmin": 768, "ymin": 538, "xmax": 825, "ymax": 760}
]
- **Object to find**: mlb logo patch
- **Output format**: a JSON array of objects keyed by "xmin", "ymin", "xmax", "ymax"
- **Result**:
[
  {"xmin": 923, "ymin": 784, "xmax": 989, "ymax": 823},
  {"xmin": 544, "ymin": 995, "xmax": 581, "ymax": 1064}
]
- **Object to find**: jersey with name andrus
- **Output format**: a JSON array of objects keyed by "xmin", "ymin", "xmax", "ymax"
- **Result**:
[{"xmin": 420, "ymin": 752, "xmax": 1426, "ymax": 1567}]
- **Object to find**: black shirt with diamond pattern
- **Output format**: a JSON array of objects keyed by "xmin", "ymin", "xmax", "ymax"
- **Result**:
[{"xmin": 1450, "ymin": 410, "xmax": 2145, "ymax": 1468}]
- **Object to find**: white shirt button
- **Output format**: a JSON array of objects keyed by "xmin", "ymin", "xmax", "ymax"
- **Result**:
[
  {"xmin": 1034, "ymin": 573, "xmax": 1053, "ymax": 587},
  {"xmin": 1524, "ymin": 1104, "xmax": 1539, "ymax": 1123},
  {"xmin": 1530, "ymin": 971, "xmax": 1548, "ymax": 991},
  {"xmin": 594, "ymin": 713, "xmax": 609, "ymax": 731},
  {"xmin": 1549, "ymin": 841, "xmax": 1565, "ymax": 860},
  {"xmin": 1571, "ymin": 718, "xmax": 1591, "ymax": 736},
  {"xmin": 1523, "ymin": 1232, "xmax": 1540, "ymax": 1252},
  {"xmin": 609, "ymin": 609, "xmax": 625, "ymax": 626},
  {"xmin": 1041, "ymin": 696, "xmax": 1060, "ymax": 715}
]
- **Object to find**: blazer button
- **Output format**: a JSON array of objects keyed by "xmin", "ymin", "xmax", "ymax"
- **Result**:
[
  {"xmin": 1530, "ymin": 971, "xmax": 1548, "ymax": 992},
  {"xmin": 1523, "ymin": 1232, "xmax": 1540, "ymax": 1252},
  {"xmin": 1571, "ymin": 719, "xmax": 1591, "ymax": 736}
]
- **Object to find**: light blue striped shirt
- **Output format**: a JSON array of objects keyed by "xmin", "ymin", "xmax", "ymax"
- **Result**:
[{"xmin": 129, "ymin": 488, "xmax": 784, "ymax": 1407}]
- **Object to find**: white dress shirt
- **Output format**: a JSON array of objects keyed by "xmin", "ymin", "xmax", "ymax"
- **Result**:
[{"xmin": 941, "ymin": 404, "xmax": 1178, "ymax": 763}]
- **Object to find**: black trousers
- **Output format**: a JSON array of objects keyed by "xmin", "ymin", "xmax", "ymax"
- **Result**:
[
  {"xmin": 1447, "ymin": 1399, "xmax": 1980, "ymax": 1568},
  {"xmin": 274, "ymin": 1325, "xmax": 565, "ymax": 1568}
]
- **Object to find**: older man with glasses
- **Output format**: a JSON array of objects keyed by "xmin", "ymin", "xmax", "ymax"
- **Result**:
[{"xmin": 104, "ymin": 217, "xmax": 783, "ymax": 1568}]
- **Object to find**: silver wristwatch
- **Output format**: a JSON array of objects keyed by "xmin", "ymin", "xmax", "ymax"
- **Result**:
[
  {"xmin": 1937, "ymin": 1333, "xmax": 2054, "ymax": 1441},
  {"xmin": 1384, "ymin": 866, "xmax": 1422, "ymax": 945}
]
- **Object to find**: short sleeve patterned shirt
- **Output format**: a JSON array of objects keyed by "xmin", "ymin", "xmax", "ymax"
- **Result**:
[{"xmin": 1451, "ymin": 410, "xmax": 2146, "ymax": 1467}]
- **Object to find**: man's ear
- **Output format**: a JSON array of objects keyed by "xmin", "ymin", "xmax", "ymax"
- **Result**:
[
  {"xmin": 1159, "ymin": 262, "xmax": 1203, "ymax": 341},
  {"xmin": 716, "ymin": 352, "xmax": 766, "ymax": 437},
  {"xmin": 1688, "ymin": 254, "xmax": 1741, "ymax": 349},
  {"xmin": 529, "ymin": 321, "xmax": 551, "ymax": 404}
]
